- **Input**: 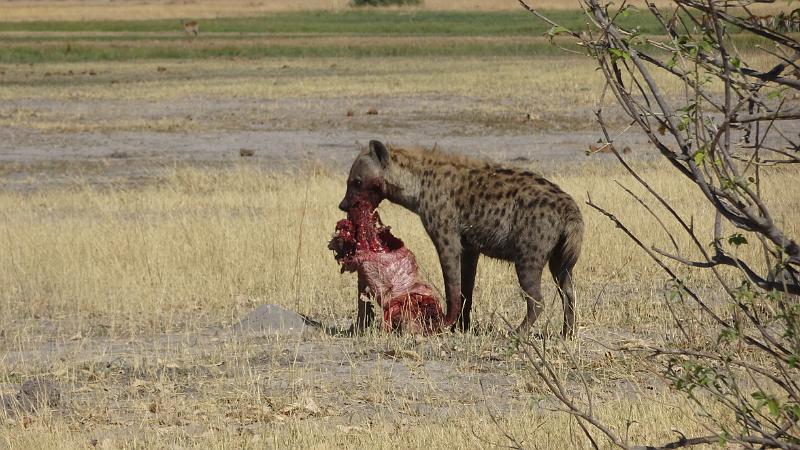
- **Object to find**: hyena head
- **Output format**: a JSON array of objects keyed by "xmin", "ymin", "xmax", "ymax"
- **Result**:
[{"xmin": 338, "ymin": 140, "xmax": 391, "ymax": 211}]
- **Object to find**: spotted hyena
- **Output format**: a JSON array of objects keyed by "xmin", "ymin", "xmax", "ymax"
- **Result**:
[{"xmin": 339, "ymin": 140, "xmax": 584, "ymax": 338}]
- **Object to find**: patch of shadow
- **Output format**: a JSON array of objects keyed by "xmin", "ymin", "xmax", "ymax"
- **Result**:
[{"xmin": 1, "ymin": 378, "xmax": 62, "ymax": 417}]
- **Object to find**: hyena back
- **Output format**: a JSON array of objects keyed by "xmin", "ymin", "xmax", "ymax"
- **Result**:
[{"xmin": 339, "ymin": 140, "xmax": 583, "ymax": 338}]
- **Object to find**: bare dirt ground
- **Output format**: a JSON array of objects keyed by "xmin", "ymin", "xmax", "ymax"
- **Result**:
[
  {"xmin": 1, "ymin": 306, "xmax": 540, "ymax": 440},
  {"xmin": 0, "ymin": 92, "xmax": 657, "ymax": 190}
]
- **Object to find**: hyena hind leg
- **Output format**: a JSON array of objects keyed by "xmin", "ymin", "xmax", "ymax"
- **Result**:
[
  {"xmin": 514, "ymin": 259, "xmax": 546, "ymax": 334},
  {"xmin": 549, "ymin": 253, "xmax": 577, "ymax": 339}
]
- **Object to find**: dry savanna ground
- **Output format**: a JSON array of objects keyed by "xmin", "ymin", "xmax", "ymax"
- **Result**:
[{"xmin": 1, "ymin": 3, "xmax": 799, "ymax": 450}]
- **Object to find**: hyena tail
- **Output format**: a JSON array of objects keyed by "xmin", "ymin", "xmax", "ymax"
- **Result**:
[{"xmin": 549, "ymin": 211, "xmax": 583, "ymax": 339}]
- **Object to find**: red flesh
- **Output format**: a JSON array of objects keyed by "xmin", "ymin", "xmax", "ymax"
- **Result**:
[{"xmin": 329, "ymin": 200, "xmax": 443, "ymax": 334}]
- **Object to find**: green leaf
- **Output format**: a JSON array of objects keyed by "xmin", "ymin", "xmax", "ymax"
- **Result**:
[
  {"xmin": 728, "ymin": 233, "xmax": 747, "ymax": 246},
  {"xmin": 609, "ymin": 48, "xmax": 631, "ymax": 62},
  {"xmin": 766, "ymin": 398, "xmax": 781, "ymax": 416},
  {"xmin": 546, "ymin": 25, "xmax": 571, "ymax": 38},
  {"xmin": 692, "ymin": 149, "xmax": 706, "ymax": 166},
  {"xmin": 752, "ymin": 391, "xmax": 782, "ymax": 417}
]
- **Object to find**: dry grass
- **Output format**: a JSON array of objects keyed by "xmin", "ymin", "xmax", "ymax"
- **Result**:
[
  {"xmin": 0, "ymin": 160, "xmax": 797, "ymax": 447},
  {"xmin": 0, "ymin": 56, "xmax": 603, "ymax": 102},
  {"xmin": 2, "ymin": 162, "xmax": 796, "ymax": 335}
]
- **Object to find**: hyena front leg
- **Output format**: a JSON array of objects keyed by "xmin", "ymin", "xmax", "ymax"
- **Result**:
[
  {"xmin": 430, "ymin": 229, "xmax": 463, "ymax": 329},
  {"xmin": 458, "ymin": 247, "xmax": 480, "ymax": 332}
]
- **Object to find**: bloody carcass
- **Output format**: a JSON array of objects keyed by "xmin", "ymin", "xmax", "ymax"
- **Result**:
[{"xmin": 329, "ymin": 200, "xmax": 443, "ymax": 334}]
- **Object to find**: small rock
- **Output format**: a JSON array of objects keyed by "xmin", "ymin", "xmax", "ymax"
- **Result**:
[
  {"xmin": 366, "ymin": 108, "xmax": 379, "ymax": 115},
  {"xmin": 232, "ymin": 304, "xmax": 319, "ymax": 337}
]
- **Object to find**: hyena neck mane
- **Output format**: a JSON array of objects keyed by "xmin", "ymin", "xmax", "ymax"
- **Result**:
[{"xmin": 383, "ymin": 146, "xmax": 489, "ymax": 211}]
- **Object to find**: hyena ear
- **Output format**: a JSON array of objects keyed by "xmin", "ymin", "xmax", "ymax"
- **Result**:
[{"xmin": 369, "ymin": 140, "xmax": 390, "ymax": 168}]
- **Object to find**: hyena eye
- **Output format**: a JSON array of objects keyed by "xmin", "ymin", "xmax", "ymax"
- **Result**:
[{"xmin": 352, "ymin": 179, "xmax": 362, "ymax": 188}]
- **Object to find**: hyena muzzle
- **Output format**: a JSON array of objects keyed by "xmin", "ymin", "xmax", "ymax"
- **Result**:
[{"xmin": 339, "ymin": 140, "xmax": 584, "ymax": 338}]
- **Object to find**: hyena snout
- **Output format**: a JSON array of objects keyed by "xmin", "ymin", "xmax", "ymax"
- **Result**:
[
  {"xmin": 338, "ymin": 185, "xmax": 357, "ymax": 211},
  {"xmin": 338, "ymin": 180, "xmax": 385, "ymax": 212}
]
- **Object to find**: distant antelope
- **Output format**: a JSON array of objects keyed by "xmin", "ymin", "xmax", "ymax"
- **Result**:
[{"xmin": 181, "ymin": 20, "xmax": 199, "ymax": 37}]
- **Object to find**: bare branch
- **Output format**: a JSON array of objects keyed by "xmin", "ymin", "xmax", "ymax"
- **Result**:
[
  {"xmin": 651, "ymin": 247, "xmax": 800, "ymax": 295},
  {"xmin": 732, "ymin": 106, "xmax": 800, "ymax": 123}
]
